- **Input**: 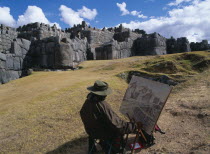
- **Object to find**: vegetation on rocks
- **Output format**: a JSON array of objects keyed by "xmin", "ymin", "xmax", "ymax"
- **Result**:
[{"xmin": 117, "ymin": 51, "xmax": 210, "ymax": 83}]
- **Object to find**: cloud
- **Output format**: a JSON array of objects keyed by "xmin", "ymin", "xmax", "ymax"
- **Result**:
[
  {"xmin": 116, "ymin": 2, "xmax": 147, "ymax": 19},
  {"xmin": 59, "ymin": 5, "xmax": 83, "ymax": 27},
  {"xmin": 78, "ymin": 6, "xmax": 97, "ymax": 20},
  {"xmin": 59, "ymin": 5, "xmax": 98, "ymax": 27},
  {"xmin": 168, "ymin": 0, "xmax": 193, "ymax": 6},
  {"xmin": 17, "ymin": 6, "xmax": 61, "ymax": 29},
  {"xmin": 0, "ymin": 7, "xmax": 16, "ymax": 27},
  {"xmin": 121, "ymin": 0, "xmax": 210, "ymax": 42},
  {"xmin": 116, "ymin": 2, "xmax": 130, "ymax": 15}
]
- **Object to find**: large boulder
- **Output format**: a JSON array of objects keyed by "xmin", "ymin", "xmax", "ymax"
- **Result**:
[{"xmin": 55, "ymin": 39, "xmax": 73, "ymax": 68}]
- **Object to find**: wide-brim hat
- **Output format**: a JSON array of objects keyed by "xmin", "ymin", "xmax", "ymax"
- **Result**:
[{"xmin": 87, "ymin": 80, "xmax": 112, "ymax": 96}]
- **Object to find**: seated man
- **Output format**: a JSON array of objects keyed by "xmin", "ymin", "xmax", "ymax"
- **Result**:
[{"xmin": 80, "ymin": 80, "xmax": 137, "ymax": 153}]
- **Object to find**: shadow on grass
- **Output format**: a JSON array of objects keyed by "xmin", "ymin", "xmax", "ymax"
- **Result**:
[{"xmin": 46, "ymin": 136, "xmax": 88, "ymax": 154}]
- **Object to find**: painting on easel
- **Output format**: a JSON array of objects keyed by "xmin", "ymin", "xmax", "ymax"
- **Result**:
[{"xmin": 120, "ymin": 76, "xmax": 172, "ymax": 135}]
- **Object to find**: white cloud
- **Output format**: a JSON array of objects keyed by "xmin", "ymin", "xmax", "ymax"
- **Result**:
[
  {"xmin": 168, "ymin": 0, "xmax": 193, "ymax": 6},
  {"xmin": 59, "ymin": 5, "xmax": 98, "ymax": 27},
  {"xmin": 0, "ymin": 7, "xmax": 16, "ymax": 27},
  {"xmin": 116, "ymin": 2, "xmax": 130, "ymax": 15},
  {"xmin": 138, "ymin": 14, "xmax": 148, "ymax": 19},
  {"xmin": 116, "ymin": 2, "xmax": 147, "ymax": 19},
  {"xmin": 17, "ymin": 6, "xmax": 61, "ymax": 29},
  {"xmin": 121, "ymin": 0, "xmax": 210, "ymax": 42},
  {"xmin": 78, "ymin": 6, "xmax": 97, "ymax": 20},
  {"xmin": 59, "ymin": 5, "xmax": 83, "ymax": 27}
]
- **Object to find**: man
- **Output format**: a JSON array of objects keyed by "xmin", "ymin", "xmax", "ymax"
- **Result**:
[{"xmin": 80, "ymin": 80, "xmax": 137, "ymax": 153}]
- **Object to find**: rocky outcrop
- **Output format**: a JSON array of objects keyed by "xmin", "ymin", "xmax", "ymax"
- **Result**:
[
  {"xmin": 167, "ymin": 37, "xmax": 191, "ymax": 54},
  {"xmin": 132, "ymin": 32, "xmax": 167, "ymax": 55},
  {"xmin": 190, "ymin": 40, "xmax": 210, "ymax": 51}
]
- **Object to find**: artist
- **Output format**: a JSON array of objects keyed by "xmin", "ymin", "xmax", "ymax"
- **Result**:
[{"xmin": 80, "ymin": 80, "xmax": 138, "ymax": 153}]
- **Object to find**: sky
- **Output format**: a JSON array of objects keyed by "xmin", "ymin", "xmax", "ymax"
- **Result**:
[{"xmin": 0, "ymin": 0, "xmax": 210, "ymax": 42}]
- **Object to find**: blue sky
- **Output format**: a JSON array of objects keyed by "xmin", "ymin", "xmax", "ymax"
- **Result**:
[{"xmin": 0, "ymin": 0, "xmax": 210, "ymax": 42}]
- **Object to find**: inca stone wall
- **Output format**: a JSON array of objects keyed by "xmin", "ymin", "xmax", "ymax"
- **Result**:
[
  {"xmin": 0, "ymin": 24, "xmax": 17, "ymax": 53},
  {"xmin": 17, "ymin": 22, "xmax": 68, "ymax": 41},
  {"xmin": 0, "ymin": 38, "xmax": 31, "ymax": 84},
  {"xmin": 95, "ymin": 39, "xmax": 134, "ymax": 60},
  {"xmin": 166, "ymin": 37, "xmax": 191, "ymax": 54},
  {"xmin": 26, "ymin": 36, "xmax": 88, "ymax": 69},
  {"xmin": 0, "ymin": 21, "xmax": 194, "ymax": 84},
  {"xmin": 95, "ymin": 30, "xmax": 141, "ymax": 60},
  {"xmin": 132, "ymin": 32, "xmax": 167, "ymax": 55},
  {"xmin": 190, "ymin": 40, "xmax": 210, "ymax": 51}
]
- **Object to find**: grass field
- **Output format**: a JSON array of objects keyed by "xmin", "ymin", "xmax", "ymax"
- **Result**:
[{"xmin": 0, "ymin": 51, "xmax": 209, "ymax": 153}]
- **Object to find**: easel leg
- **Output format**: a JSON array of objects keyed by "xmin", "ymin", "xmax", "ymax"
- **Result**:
[
  {"xmin": 139, "ymin": 130, "xmax": 147, "ymax": 142},
  {"xmin": 131, "ymin": 132, "xmax": 139, "ymax": 154}
]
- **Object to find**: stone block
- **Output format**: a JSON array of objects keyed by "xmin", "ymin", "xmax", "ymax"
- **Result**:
[
  {"xmin": 46, "ymin": 42, "xmax": 55, "ymax": 54},
  {"xmin": 0, "ymin": 69, "xmax": 8, "ymax": 84},
  {"xmin": 11, "ymin": 41, "xmax": 22, "ymax": 56},
  {"xmin": 55, "ymin": 42, "xmax": 73, "ymax": 68},
  {"xmin": 13, "ymin": 57, "xmax": 21, "ymax": 71},
  {"xmin": 0, "ymin": 52, "xmax": 6, "ymax": 61},
  {"xmin": 6, "ymin": 54, "xmax": 14, "ymax": 69},
  {"xmin": 21, "ymin": 48, "xmax": 28, "ymax": 55},
  {"xmin": 0, "ymin": 60, "xmax": 6, "ymax": 69},
  {"xmin": 41, "ymin": 55, "xmax": 48, "ymax": 67},
  {"xmin": 21, "ymin": 39, "xmax": 31, "ymax": 50},
  {"xmin": 8, "ymin": 70, "xmax": 20, "ymax": 80}
]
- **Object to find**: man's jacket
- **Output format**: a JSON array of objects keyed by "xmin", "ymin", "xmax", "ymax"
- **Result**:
[{"xmin": 80, "ymin": 93, "xmax": 136, "ymax": 140}]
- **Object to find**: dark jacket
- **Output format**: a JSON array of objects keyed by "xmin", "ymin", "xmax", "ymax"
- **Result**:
[{"xmin": 80, "ymin": 93, "xmax": 136, "ymax": 140}]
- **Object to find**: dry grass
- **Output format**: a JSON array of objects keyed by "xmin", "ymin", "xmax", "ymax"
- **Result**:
[{"xmin": 0, "ymin": 51, "xmax": 209, "ymax": 154}]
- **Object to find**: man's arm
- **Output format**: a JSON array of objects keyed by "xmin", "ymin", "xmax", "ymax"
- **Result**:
[{"xmin": 96, "ymin": 101, "xmax": 136, "ymax": 135}]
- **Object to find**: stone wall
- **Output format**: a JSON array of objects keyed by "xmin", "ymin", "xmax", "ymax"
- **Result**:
[
  {"xmin": 190, "ymin": 40, "xmax": 210, "ymax": 51},
  {"xmin": 0, "ymin": 24, "xmax": 17, "ymax": 53},
  {"xmin": 28, "ymin": 37, "xmax": 88, "ymax": 69},
  {"xmin": 82, "ymin": 29, "xmax": 114, "ymax": 45},
  {"xmin": 0, "ymin": 21, "xmax": 198, "ymax": 84},
  {"xmin": 95, "ymin": 38, "xmax": 134, "ymax": 60},
  {"xmin": 167, "ymin": 37, "xmax": 191, "ymax": 54},
  {"xmin": 133, "ymin": 32, "xmax": 167, "ymax": 55},
  {"xmin": 17, "ymin": 22, "xmax": 68, "ymax": 41},
  {"xmin": 55, "ymin": 37, "xmax": 88, "ymax": 68},
  {"xmin": 0, "ymin": 38, "xmax": 31, "ymax": 84},
  {"xmin": 114, "ymin": 30, "xmax": 141, "ymax": 42}
]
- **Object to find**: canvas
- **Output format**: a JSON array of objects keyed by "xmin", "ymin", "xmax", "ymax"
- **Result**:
[{"xmin": 120, "ymin": 76, "xmax": 172, "ymax": 135}]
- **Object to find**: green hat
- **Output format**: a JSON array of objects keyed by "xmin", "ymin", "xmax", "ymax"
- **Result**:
[{"xmin": 87, "ymin": 80, "xmax": 112, "ymax": 96}]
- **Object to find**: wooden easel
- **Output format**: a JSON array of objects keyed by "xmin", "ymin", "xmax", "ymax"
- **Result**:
[{"xmin": 126, "ymin": 114, "xmax": 147, "ymax": 154}]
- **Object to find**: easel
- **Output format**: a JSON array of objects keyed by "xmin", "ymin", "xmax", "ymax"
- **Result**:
[{"xmin": 126, "ymin": 114, "xmax": 147, "ymax": 154}]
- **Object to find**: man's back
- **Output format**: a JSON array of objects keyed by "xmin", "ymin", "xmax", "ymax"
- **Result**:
[
  {"xmin": 80, "ymin": 93, "xmax": 119, "ymax": 140},
  {"xmin": 80, "ymin": 93, "xmax": 137, "ymax": 140}
]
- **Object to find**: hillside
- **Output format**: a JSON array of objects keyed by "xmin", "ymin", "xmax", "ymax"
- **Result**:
[{"xmin": 0, "ymin": 51, "xmax": 209, "ymax": 153}]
